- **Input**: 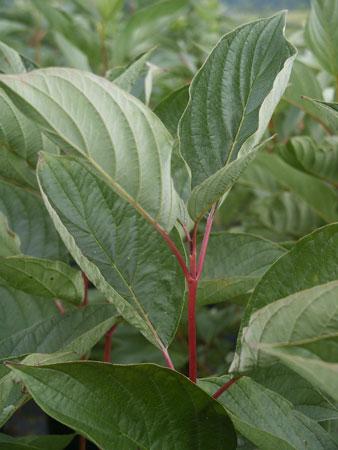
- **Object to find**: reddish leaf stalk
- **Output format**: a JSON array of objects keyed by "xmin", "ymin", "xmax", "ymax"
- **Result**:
[
  {"xmin": 81, "ymin": 272, "xmax": 89, "ymax": 307},
  {"xmin": 79, "ymin": 436, "xmax": 86, "ymax": 450},
  {"xmin": 103, "ymin": 324, "xmax": 118, "ymax": 363},
  {"xmin": 54, "ymin": 299, "xmax": 65, "ymax": 315},
  {"xmin": 187, "ymin": 277, "xmax": 198, "ymax": 382},
  {"xmin": 212, "ymin": 377, "xmax": 241, "ymax": 399},
  {"xmin": 162, "ymin": 348, "xmax": 175, "ymax": 370}
]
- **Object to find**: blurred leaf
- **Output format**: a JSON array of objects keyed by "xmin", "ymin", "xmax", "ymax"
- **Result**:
[{"xmin": 0, "ymin": 433, "xmax": 74, "ymax": 450}]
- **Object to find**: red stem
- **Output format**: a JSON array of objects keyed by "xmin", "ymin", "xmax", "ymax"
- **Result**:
[
  {"xmin": 103, "ymin": 324, "xmax": 118, "ymax": 363},
  {"xmin": 212, "ymin": 377, "xmax": 241, "ymax": 399},
  {"xmin": 196, "ymin": 204, "xmax": 216, "ymax": 280},
  {"xmin": 79, "ymin": 436, "xmax": 86, "ymax": 450},
  {"xmin": 187, "ymin": 278, "xmax": 198, "ymax": 382},
  {"xmin": 157, "ymin": 227, "xmax": 190, "ymax": 281},
  {"xmin": 54, "ymin": 299, "xmax": 65, "ymax": 315},
  {"xmin": 81, "ymin": 272, "xmax": 89, "ymax": 307},
  {"xmin": 162, "ymin": 348, "xmax": 175, "ymax": 370}
]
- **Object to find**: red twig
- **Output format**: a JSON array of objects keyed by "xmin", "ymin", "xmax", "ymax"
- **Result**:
[
  {"xmin": 79, "ymin": 436, "xmax": 86, "ymax": 450},
  {"xmin": 196, "ymin": 204, "xmax": 216, "ymax": 280},
  {"xmin": 212, "ymin": 377, "xmax": 241, "ymax": 399},
  {"xmin": 81, "ymin": 272, "xmax": 89, "ymax": 307},
  {"xmin": 157, "ymin": 227, "xmax": 191, "ymax": 281},
  {"xmin": 103, "ymin": 324, "xmax": 118, "ymax": 363},
  {"xmin": 54, "ymin": 299, "xmax": 65, "ymax": 315},
  {"xmin": 162, "ymin": 348, "xmax": 175, "ymax": 370},
  {"xmin": 187, "ymin": 278, "xmax": 198, "ymax": 382}
]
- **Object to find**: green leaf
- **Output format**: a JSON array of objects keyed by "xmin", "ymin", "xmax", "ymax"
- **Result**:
[
  {"xmin": 253, "ymin": 152, "xmax": 338, "ymax": 223},
  {"xmin": 0, "ymin": 68, "xmax": 179, "ymax": 232},
  {"xmin": 8, "ymin": 361, "xmax": 236, "ymax": 450},
  {"xmin": 0, "ymin": 213, "xmax": 21, "ymax": 256},
  {"xmin": 0, "ymin": 41, "xmax": 26, "ymax": 74},
  {"xmin": 279, "ymin": 136, "xmax": 338, "ymax": 184},
  {"xmin": 179, "ymin": 12, "xmax": 296, "ymax": 189},
  {"xmin": 231, "ymin": 223, "xmax": 338, "ymax": 372},
  {"xmin": 154, "ymin": 85, "xmax": 189, "ymax": 137},
  {"xmin": 263, "ymin": 347, "xmax": 338, "ymax": 403},
  {"xmin": 187, "ymin": 144, "xmax": 266, "ymax": 221},
  {"xmin": 0, "ymin": 303, "xmax": 117, "ymax": 362},
  {"xmin": 117, "ymin": 0, "xmax": 188, "ymax": 59},
  {"xmin": 0, "ymin": 256, "xmax": 83, "ymax": 304},
  {"xmin": 250, "ymin": 364, "xmax": 338, "ymax": 422},
  {"xmin": 54, "ymin": 32, "xmax": 91, "ymax": 71},
  {"xmin": 37, "ymin": 154, "xmax": 184, "ymax": 349},
  {"xmin": 302, "ymin": 98, "xmax": 338, "ymax": 134},
  {"xmin": 235, "ymin": 280, "xmax": 338, "ymax": 372},
  {"xmin": 108, "ymin": 48, "xmax": 155, "ymax": 92},
  {"xmin": 200, "ymin": 376, "xmax": 338, "ymax": 450},
  {"xmin": 305, "ymin": 0, "xmax": 338, "ymax": 76},
  {"xmin": 0, "ymin": 433, "xmax": 74, "ymax": 450},
  {"xmin": 198, "ymin": 232, "xmax": 285, "ymax": 305}
]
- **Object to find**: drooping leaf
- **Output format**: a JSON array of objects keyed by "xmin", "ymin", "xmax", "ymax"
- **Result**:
[
  {"xmin": 0, "ymin": 213, "xmax": 21, "ymax": 256},
  {"xmin": 302, "ymin": 98, "xmax": 338, "ymax": 134},
  {"xmin": 200, "ymin": 376, "xmax": 338, "ymax": 450},
  {"xmin": 282, "ymin": 60, "xmax": 335, "ymax": 131},
  {"xmin": 0, "ymin": 433, "xmax": 74, "ymax": 450},
  {"xmin": 305, "ymin": 0, "xmax": 338, "ymax": 76},
  {"xmin": 179, "ymin": 12, "xmax": 296, "ymax": 190},
  {"xmin": 0, "ymin": 68, "xmax": 180, "ymax": 232},
  {"xmin": 235, "ymin": 280, "xmax": 338, "ymax": 372},
  {"xmin": 198, "ymin": 232, "xmax": 285, "ymax": 305},
  {"xmin": 8, "ymin": 362, "xmax": 237, "ymax": 450},
  {"xmin": 37, "ymin": 154, "xmax": 184, "ymax": 349},
  {"xmin": 0, "ymin": 256, "xmax": 83, "ymax": 304},
  {"xmin": 252, "ymin": 152, "xmax": 338, "ymax": 223},
  {"xmin": 231, "ymin": 223, "xmax": 338, "ymax": 372},
  {"xmin": 279, "ymin": 136, "xmax": 338, "ymax": 184}
]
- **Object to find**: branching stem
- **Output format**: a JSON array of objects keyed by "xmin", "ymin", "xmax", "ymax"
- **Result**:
[
  {"xmin": 103, "ymin": 324, "xmax": 118, "ymax": 363},
  {"xmin": 212, "ymin": 376, "xmax": 241, "ymax": 399}
]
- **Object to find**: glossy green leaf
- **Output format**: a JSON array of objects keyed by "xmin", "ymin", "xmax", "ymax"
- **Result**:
[
  {"xmin": 8, "ymin": 362, "xmax": 237, "ymax": 450},
  {"xmin": 0, "ymin": 68, "xmax": 179, "ymax": 232},
  {"xmin": 37, "ymin": 154, "xmax": 184, "ymax": 349},
  {"xmin": 198, "ymin": 232, "xmax": 285, "ymax": 305},
  {"xmin": 200, "ymin": 376, "xmax": 338, "ymax": 450},
  {"xmin": 179, "ymin": 12, "xmax": 296, "ymax": 190},
  {"xmin": 0, "ymin": 256, "xmax": 83, "ymax": 303},
  {"xmin": 264, "ymin": 347, "xmax": 338, "ymax": 403},
  {"xmin": 305, "ymin": 0, "xmax": 338, "ymax": 75},
  {"xmin": 280, "ymin": 136, "xmax": 338, "ymax": 184},
  {"xmin": 232, "ymin": 223, "xmax": 338, "ymax": 372},
  {"xmin": 0, "ymin": 213, "xmax": 21, "ymax": 256},
  {"xmin": 0, "ymin": 433, "xmax": 74, "ymax": 450},
  {"xmin": 236, "ymin": 280, "xmax": 338, "ymax": 372}
]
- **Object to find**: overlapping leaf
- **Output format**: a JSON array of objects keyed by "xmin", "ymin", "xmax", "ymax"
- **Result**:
[
  {"xmin": 200, "ymin": 376, "xmax": 338, "ymax": 450},
  {"xmin": 179, "ymin": 12, "xmax": 296, "ymax": 220},
  {"xmin": 8, "ymin": 362, "xmax": 237, "ymax": 450},
  {"xmin": 37, "ymin": 154, "xmax": 184, "ymax": 349},
  {"xmin": 0, "ymin": 68, "xmax": 180, "ymax": 231}
]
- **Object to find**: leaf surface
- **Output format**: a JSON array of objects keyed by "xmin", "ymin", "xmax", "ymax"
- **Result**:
[{"xmin": 9, "ymin": 362, "xmax": 237, "ymax": 450}]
